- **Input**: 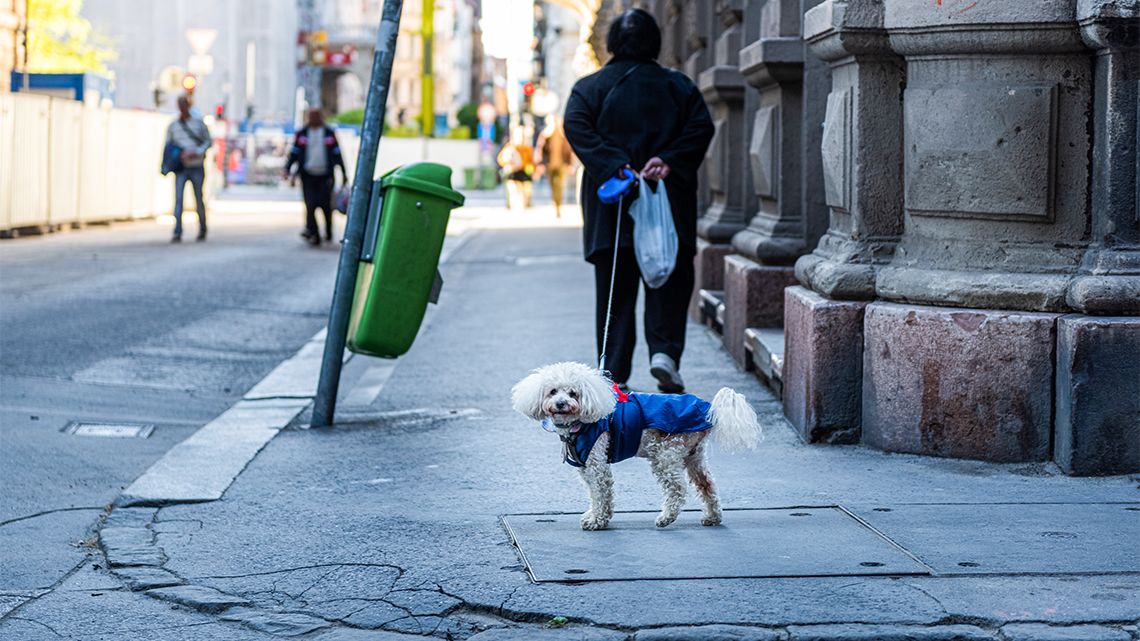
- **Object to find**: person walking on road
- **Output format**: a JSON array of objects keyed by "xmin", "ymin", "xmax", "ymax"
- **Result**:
[
  {"xmin": 535, "ymin": 115, "xmax": 576, "ymax": 219},
  {"xmin": 285, "ymin": 109, "xmax": 347, "ymax": 246},
  {"xmin": 563, "ymin": 8, "xmax": 714, "ymax": 394},
  {"xmin": 497, "ymin": 129, "xmax": 535, "ymax": 211},
  {"xmin": 167, "ymin": 95, "xmax": 212, "ymax": 243}
]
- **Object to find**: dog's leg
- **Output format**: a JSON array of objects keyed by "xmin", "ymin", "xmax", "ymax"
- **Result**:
[
  {"xmin": 685, "ymin": 443, "xmax": 722, "ymax": 526},
  {"xmin": 647, "ymin": 440, "xmax": 688, "ymax": 528},
  {"xmin": 578, "ymin": 435, "xmax": 614, "ymax": 531}
]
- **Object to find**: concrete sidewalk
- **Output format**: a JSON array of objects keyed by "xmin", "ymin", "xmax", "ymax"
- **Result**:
[{"xmin": 3, "ymin": 217, "xmax": 1137, "ymax": 641}]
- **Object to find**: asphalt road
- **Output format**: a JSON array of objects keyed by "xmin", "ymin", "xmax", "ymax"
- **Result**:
[{"xmin": 0, "ymin": 191, "xmax": 341, "ymax": 597}]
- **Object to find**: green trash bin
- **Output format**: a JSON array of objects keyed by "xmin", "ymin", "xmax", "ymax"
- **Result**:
[{"xmin": 347, "ymin": 162, "xmax": 465, "ymax": 358}]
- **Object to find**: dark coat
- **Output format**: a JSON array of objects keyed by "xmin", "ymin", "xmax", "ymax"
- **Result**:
[
  {"xmin": 564, "ymin": 57, "xmax": 714, "ymax": 264},
  {"xmin": 563, "ymin": 391, "xmax": 713, "ymax": 467},
  {"xmin": 285, "ymin": 125, "xmax": 347, "ymax": 179}
]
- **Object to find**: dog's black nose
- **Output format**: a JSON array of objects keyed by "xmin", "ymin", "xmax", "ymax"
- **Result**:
[{"xmin": 555, "ymin": 400, "xmax": 568, "ymax": 411}]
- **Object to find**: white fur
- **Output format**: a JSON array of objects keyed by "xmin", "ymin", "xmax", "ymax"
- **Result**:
[
  {"xmin": 707, "ymin": 387, "xmax": 763, "ymax": 451},
  {"xmin": 512, "ymin": 362, "xmax": 762, "ymax": 530}
]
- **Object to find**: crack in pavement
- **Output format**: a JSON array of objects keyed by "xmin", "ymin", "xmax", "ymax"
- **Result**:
[
  {"xmin": 6, "ymin": 616, "xmax": 64, "ymax": 638},
  {"xmin": 0, "ymin": 506, "xmax": 104, "ymax": 528},
  {"xmin": 189, "ymin": 562, "xmax": 406, "ymax": 581}
]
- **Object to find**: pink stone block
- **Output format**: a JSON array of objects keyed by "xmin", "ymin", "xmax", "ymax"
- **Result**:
[
  {"xmin": 782, "ymin": 286, "xmax": 868, "ymax": 444},
  {"xmin": 690, "ymin": 240, "xmax": 734, "ymax": 321},
  {"xmin": 722, "ymin": 255, "xmax": 798, "ymax": 369},
  {"xmin": 863, "ymin": 303, "xmax": 1059, "ymax": 462}
]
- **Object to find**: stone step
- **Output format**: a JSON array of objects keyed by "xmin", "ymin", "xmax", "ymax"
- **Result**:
[
  {"xmin": 745, "ymin": 326, "xmax": 785, "ymax": 397},
  {"xmin": 698, "ymin": 289, "xmax": 725, "ymax": 334}
]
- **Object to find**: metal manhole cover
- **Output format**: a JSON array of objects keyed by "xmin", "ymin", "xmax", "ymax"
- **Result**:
[
  {"xmin": 63, "ymin": 422, "xmax": 154, "ymax": 438},
  {"xmin": 502, "ymin": 507, "xmax": 930, "ymax": 582}
]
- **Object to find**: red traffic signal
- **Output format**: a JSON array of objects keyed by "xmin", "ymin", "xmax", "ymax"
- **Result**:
[
  {"xmin": 215, "ymin": 104, "xmax": 225, "ymax": 118},
  {"xmin": 522, "ymin": 81, "xmax": 535, "ymax": 97}
]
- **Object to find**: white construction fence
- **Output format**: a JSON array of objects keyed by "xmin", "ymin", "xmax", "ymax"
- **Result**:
[{"xmin": 0, "ymin": 93, "xmax": 175, "ymax": 235}]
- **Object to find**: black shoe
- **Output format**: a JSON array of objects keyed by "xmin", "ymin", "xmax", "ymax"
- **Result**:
[
  {"xmin": 196, "ymin": 230, "xmax": 207, "ymax": 242},
  {"xmin": 308, "ymin": 235, "xmax": 321, "ymax": 247},
  {"xmin": 171, "ymin": 235, "xmax": 181, "ymax": 243}
]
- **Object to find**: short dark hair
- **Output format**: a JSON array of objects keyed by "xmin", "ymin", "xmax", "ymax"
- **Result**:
[{"xmin": 606, "ymin": 9, "xmax": 661, "ymax": 61}]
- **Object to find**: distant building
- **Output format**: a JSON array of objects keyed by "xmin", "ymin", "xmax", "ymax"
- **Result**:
[
  {"xmin": 319, "ymin": 0, "xmax": 478, "ymax": 132},
  {"xmin": 81, "ymin": 0, "xmax": 298, "ymax": 121},
  {"xmin": 0, "ymin": 0, "xmax": 26, "ymax": 93}
]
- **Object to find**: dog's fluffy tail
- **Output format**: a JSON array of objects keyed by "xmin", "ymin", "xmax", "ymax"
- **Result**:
[{"xmin": 706, "ymin": 387, "xmax": 763, "ymax": 452}]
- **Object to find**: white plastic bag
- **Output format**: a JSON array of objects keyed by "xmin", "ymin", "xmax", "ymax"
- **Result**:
[{"xmin": 627, "ymin": 176, "xmax": 678, "ymax": 289}]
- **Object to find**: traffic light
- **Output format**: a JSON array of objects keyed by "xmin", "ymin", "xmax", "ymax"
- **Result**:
[
  {"xmin": 522, "ymin": 81, "xmax": 535, "ymax": 97},
  {"xmin": 181, "ymin": 74, "xmax": 198, "ymax": 93},
  {"xmin": 215, "ymin": 104, "xmax": 225, "ymax": 119}
]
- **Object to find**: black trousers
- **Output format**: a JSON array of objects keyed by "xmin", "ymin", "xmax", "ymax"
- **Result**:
[
  {"xmin": 593, "ymin": 246, "xmax": 695, "ymax": 384},
  {"xmin": 301, "ymin": 172, "xmax": 334, "ymax": 239}
]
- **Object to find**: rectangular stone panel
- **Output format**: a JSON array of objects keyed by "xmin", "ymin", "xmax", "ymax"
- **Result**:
[
  {"xmin": 690, "ymin": 241, "xmax": 733, "ymax": 321},
  {"xmin": 862, "ymin": 302, "xmax": 1058, "ymax": 462},
  {"xmin": 783, "ymin": 286, "xmax": 866, "ymax": 444},
  {"xmin": 1055, "ymin": 315, "xmax": 1140, "ymax": 475},
  {"xmin": 904, "ymin": 83, "xmax": 1057, "ymax": 220},
  {"xmin": 723, "ymin": 255, "xmax": 797, "ymax": 368},
  {"xmin": 750, "ymin": 105, "xmax": 778, "ymax": 198},
  {"xmin": 821, "ymin": 89, "xmax": 850, "ymax": 211},
  {"xmin": 502, "ymin": 507, "xmax": 931, "ymax": 582}
]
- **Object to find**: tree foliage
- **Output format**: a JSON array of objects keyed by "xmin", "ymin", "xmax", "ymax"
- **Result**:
[{"xmin": 27, "ymin": 0, "xmax": 117, "ymax": 75}]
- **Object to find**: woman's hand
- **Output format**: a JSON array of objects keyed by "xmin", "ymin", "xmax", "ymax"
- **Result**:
[{"xmin": 641, "ymin": 157, "xmax": 671, "ymax": 181}]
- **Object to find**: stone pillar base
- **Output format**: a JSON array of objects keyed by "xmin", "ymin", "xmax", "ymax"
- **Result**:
[
  {"xmin": 691, "ymin": 240, "xmax": 734, "ymax": 321},
  {"xmin": 1055, "ymin": 315, "xmax": 1140, "ymax": 475},
  {"xmin": 783, "ymin": 286, "xmax": 867, "ymax": 444},
  {"xmin": 862, "ymin": 303, "xmax": 1059, "ymax": 463},
  {"xmin": 722, "ymin": 255, "xmax": 798, "ymax": 369}
]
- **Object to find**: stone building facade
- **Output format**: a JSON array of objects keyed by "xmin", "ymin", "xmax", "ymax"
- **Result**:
[{"xmin": 589, "ymin": 0, "xmax": 1139, "ymax": 476}]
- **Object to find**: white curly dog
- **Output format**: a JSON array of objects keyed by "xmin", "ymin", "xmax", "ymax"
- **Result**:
[{"xmin": 512, "ymin": 362, "xmax": 762, "ymax": 530}]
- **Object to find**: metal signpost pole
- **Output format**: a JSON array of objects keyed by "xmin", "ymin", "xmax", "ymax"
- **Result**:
[{"xmin": 311, "ymin": 0, "xmax": 405, "ymax": 428}]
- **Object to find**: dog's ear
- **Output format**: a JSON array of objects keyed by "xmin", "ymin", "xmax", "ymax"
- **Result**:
[
  {"xmin": 576, "ymin": 367, "xmax": 618, "ymax": 424},
  {"xmin": 510, "ymin": 370, "xmax": 547, "ymax": 421}
]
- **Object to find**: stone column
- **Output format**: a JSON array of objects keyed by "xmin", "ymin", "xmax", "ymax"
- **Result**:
[
  {"xmin": 684, "ymin": 0, "xmax": 727, "ymax": 325},
  {"xmin": 657, "ymin": 0, "xmax": 685, "ymax": 70},
  {"xmin": 1053, "ymin": 0, "xmax": 1140, "ymax": 476},
  {"xmin": 698, "ymin": 1, "xmax": 748, "ymax": 244},
  {"xmin": 719, "ymin": 0, "xmax": 832, "ymax": 369},
  {"xmin": 781, "ymin": 0, "xmax": 905, "ymax": 442},
  {"xmin": 854, "ymin": 0, "xmax": 1138, "ymax": 471},
  {"xmin": 1069, "ymin": 0, "xmax": 1140, "ymax": 314}
]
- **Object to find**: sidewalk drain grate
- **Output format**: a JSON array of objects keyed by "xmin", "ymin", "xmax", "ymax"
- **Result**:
[{"xmin": 63, "ymin": 421, "xmax": 154, "ymax": 438}]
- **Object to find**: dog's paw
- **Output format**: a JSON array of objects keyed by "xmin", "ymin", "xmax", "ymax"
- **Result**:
[
  {"xmin": 655, "ymin": 512, "xmax": 677, "ymax": 528},
  {"xmin": 701, "ymin": 514, "xmax": 722, "ymax": 526},
  {"xmin": 580, "ymin": 512, "xmax": 609, "ymax": 531}
]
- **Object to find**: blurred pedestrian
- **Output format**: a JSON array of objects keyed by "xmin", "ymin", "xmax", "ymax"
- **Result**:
[
  {"xmin": 563, "ymin": 8, "xmax": 714, "ymax": 393},
  {"xmin": 166, "ymin": 95, "xmax": 212, "ymax": 243},
  {"xmin": 285, "ymin": 109, "xmax": 347, "ymax": 246},
  {"xmin": 535, "ymin": 115, "xmax": 575, "ymax": 218},
  {"xmin": 497, "ymin": 129, "xmax": 534, "ymax": 210}
]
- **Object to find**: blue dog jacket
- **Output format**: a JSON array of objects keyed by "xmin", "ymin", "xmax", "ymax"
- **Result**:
[{"xmin": 563, "ymin": 392, "xmax": 713, "ymax": 467}]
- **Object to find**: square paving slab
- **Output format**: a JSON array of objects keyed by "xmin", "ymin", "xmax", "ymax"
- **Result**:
[
  {"xmin": 502, "ymin": 507, "xmax": 931, "ymax": 582},
  {"xmin": 848, "ymin": 502, "xmax": 1140, "ymax": 575}
]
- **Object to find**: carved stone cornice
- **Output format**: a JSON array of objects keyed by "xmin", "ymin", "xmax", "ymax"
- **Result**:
[{"xmin": 739, "ymin": 37, "xmax": 803, "ymax": 89}]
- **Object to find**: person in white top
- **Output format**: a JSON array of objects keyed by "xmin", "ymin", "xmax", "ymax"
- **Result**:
[
  {"xmin": 165, "ymin": 95, "xmax": 212, "ymax": 242},
  {"xmin": 284, "ymin": 109, "xmax": 347, "ymax": 246}
]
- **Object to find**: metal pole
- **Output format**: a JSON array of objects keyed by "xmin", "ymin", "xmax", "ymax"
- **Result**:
[
  {"xmin": 420, "ymin": 0, "xmax": 433, "ymax": 138},
  {"xmin": 311, "ymin": 0, "xmax": 405, "ymax": 428}
]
